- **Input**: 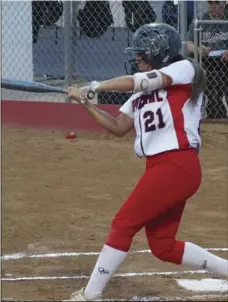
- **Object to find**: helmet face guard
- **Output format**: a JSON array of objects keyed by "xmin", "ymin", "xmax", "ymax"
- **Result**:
[
  {"xmin": 124, "ymin": 56, "xmax": 151, "ymax": 75},
  {"xmin": 124, "ymin": 58, "xmax": 139, "ymax": 75}
]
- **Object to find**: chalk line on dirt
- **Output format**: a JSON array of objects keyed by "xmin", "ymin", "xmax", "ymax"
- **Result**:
[
  {"xmin": 1, "ymin": 295, "xmax": 227, "ymax": 302},
  {"xmin": 1, "ymin": 269, "xmax": 211, "ymax": 282},
  {"xmin": 2, "ymin": 247, "xmax": 228, "ymax": 261}
]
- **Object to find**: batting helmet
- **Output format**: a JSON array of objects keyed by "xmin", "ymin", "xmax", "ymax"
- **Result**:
[{"xmin": 125, "ymin": 23, "xmax": 182, "ymax": 69}]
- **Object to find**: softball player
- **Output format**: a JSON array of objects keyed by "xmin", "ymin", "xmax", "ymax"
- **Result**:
[{"xmin": 65, "ymin": 23, "xmax": 228, "ymax": 301}]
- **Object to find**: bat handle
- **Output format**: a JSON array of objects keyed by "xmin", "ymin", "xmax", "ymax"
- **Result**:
[
  {"xmin": 85, "ymin": 90, "xmax": 96, "ymax": 100},
  {"xmin": 85, "ymin": 81, "xmax": 99, "ymax": 100}
]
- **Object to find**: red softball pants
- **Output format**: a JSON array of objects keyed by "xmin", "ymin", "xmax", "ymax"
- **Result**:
[{"xmin": 106, "ymin": 149, "xmax": 202, "ymax": 265}]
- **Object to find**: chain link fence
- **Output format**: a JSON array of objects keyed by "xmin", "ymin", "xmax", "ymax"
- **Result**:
[
  {"xmin": 192, "ymin": 1, "xmax": 228, "ymax": 120},
  {"xmin": 198, "ymin": 21, "xmax": 228, "ymax": 120},
  {"xmin": 1, "ymin": 0, "xmax": 227, "ymax": 120},
  {"xmin": 2, "ymin": 0, "xmax": 68, "ymax": 102},
  {"xmin": 1, "ymin": 1, "xmax": 187, "ymax": 103}
]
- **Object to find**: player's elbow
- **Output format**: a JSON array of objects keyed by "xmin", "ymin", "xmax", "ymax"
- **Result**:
[
  {"xmin": 113, "ymin": 127, "xmax": 128, "ymax": 138},
  {"xmin": 114, "ymin": 114, "xmax": 134, "ymax": 137},
  {"xmin": 108, "ymin": 122, "xmax": 126, "ymax": 138},
  {"xmin": 109, "ymin": 129, "xmax": 125, "ymax": 138},
  {"xmin": 115, "ymin": 131, "xmax": 125, "ymax": 138}
]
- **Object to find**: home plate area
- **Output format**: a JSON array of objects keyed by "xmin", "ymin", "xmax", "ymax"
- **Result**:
[
  {"xmin": 176, "ymin": 278, "xmax": 228, "ymax": 293},
  {"xmin": 2, "ymin": 125, "xmax": 228, "ymax": 301},
  {"xmin": 1, "ymin": 248, "xmax": 228, "ymax": 301}
]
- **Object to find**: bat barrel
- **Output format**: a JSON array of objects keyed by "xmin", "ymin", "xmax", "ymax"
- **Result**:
[
  {"xmin": 1, "ymin": 78, "xmax": 67, "ymax": 94},
  {"xmin": 1, "ymin": 78, "xmax": 95, "ymax": 100}
]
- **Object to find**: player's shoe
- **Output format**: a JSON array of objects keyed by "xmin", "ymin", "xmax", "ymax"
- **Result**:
[{"xmin": 63, "ymin": 288, "xmax": 102, "ymax": 301}]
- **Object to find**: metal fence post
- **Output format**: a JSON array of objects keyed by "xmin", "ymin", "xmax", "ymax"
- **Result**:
[
  {"xmin": 64, "ymin": 0, "xmax": 73, "ymax": 102},
  {"xmin": 193, "ymin": 1, "xmax": 199, "ymax": 63},
  {"xmin": 193, "ymin": 0, "xmax": 198, "ymax": 20},
  {"xmin": 193, "ymin": 18, "xmax": 199, "ymax": 63},
  {"xmin": 179, "ymin": 0, "xmax": 187, "ymax": 57}
]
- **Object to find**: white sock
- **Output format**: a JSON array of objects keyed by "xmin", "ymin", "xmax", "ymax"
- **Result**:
[
  {"xmin": 84, "ymin": 244, "xmax": 127, "ymax": 299},
  {"xmin": 182, "ymin": 242, "xmax": 228, "ymax": 276}
]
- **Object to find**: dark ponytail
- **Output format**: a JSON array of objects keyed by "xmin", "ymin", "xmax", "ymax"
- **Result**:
[
  {"xmin": 169, "ymin": 55, "xmax": 207, "ymax": 104},
  {"xmin": 143, "ymin": 53, "xmax": 207, "ymax": 104},
  {"xmin": 187, "ymin": 58, "xmax": 207, "ymax": 104}
]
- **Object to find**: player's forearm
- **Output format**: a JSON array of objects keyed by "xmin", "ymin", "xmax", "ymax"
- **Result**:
[
  {"xmin": 83, "ymin": 102, "xmax": 122, "ymax": 137},
  {"xmin": 95, "ymin": 76, "xmax": 134, "ymax": 93},
  {"xmin": 91, "ymin": 70, "xmax": 169, "ymax": 94}
]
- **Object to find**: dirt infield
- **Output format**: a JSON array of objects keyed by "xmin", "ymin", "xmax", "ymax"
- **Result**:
[{"xmin": 2, "ymin": 123, "xmax": 228, "ymax": 301}]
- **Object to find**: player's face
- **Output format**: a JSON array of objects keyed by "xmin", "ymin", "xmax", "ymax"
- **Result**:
[
  {"xmin": 207, "ymin": 1, "xmax": 226, "ymax": 17},
  {"xmin": 135, "ymin": 54, "xmax": 152, "ymax": 72}
]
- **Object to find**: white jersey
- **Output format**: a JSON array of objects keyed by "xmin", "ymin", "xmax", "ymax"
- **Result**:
[{"xmin": 120, "ymin": 60, "xmax": 203, "ymax": 157}]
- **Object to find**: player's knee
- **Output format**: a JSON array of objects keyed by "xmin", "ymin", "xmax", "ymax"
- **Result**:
[
  {"xmin": 105, "ymin": 218, "xmax": 138, "ymax": 252},
  {"xmin": 149, "ymin": 238, "xmax": 184, "ymax": 264}
]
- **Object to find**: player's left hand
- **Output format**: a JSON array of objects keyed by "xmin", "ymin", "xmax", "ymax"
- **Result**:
[
  {"xmin": 68, "ymin": 86, "xmax": 90, "ymax": 104},
  {"xmin": 222, "ymin": 50, "xmax": 228, "ymax": 61}
]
